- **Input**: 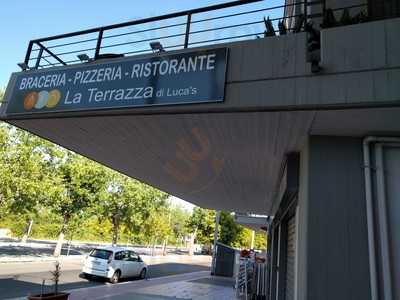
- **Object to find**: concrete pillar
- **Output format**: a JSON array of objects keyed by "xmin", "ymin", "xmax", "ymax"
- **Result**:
[{"xmin": 297, "ymin": 136, "xmax": 372, "ymax": 300}]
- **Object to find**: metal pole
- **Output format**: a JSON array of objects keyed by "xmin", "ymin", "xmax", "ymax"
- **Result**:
[
  {"xmin": 35, "ymin": 47, "xmax": 44, "ymax": 69},
  {"xmin": 250, "ymin": 230, "xmax": 255, "ymax": 249},
  {"xmin": 211, "ymin": 210, "xmax": 220, "ymax": 275},
  {"xmin": 375, "ymin": 143, "xmax": 395, "ymax": 300},
  {"xmin": 184, "ymin": 13, "xmax": 192, "ymax": 49},
  {"xmin": 24, "ymin": 41, "xmax": 34, "ymax": 66},
  {"xmin": 304, "ymin": 0, "xmax": 308, "ymax": 24},
  {"xmin": 94, "ymin": 29, "xmax": 104, "ymax": 60},
  {"xmin": 362, "ymin": 137, "xmax": 400, "ymax": 300},
  {"xmin": 36, "ymin": 42, "xmax": 67, "ymax": 65}
]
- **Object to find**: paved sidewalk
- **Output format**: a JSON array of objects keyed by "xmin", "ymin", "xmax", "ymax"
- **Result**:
[
  {"xmin": 0, "ymin": 239, "xmax": 89, "ymax": 263},
  {"xmin": 68, "ymin": 271, "xmax": 237, "ymax": 300},
  {"xmin": 5, "ymin": 271, "xmax": 236, "ymax": 300}
]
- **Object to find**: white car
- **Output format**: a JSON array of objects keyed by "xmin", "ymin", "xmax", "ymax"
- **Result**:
[{"xmin": 82, "ymin": 246, "xmax": 148, "ymax": 283}]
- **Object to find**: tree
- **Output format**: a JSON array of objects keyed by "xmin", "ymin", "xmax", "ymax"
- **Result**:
[
  {"xmin": 219, "ymin": 211, "xmax": 243, "ymax": 246},
  {"xmin": 50, "ymin": 155, "xmax": 109, "ymax": 256},
  {"xmin": 98, "ymin": 175, "xmax": 136, "ymax": 246},
  {"xmin": 95, "ymin": 171, "xmax": 169, "ymax": 246},
  {"xmin": 132, "ymin": 184, "xmax": 169, "ymax": 251},
  {"xmin": 0, "ymin": 125, "xmax": 63, "ymax": 243},
  {"xmin": 186, "ymin": 208, "xmax": 267, "ymax": 250},
  {"xmin": 168, "ymin": 205, "xmax": 190, "ymax": 246},
  {"xmin": 143, "ymin": 208, "xmax": 172, "ymax": 255},
  {"xmin": 186, "ymin": 207, "xmax": 215, "ymax": 246},
  {"xmin": 0, "ymin": 123, "xmax": 11, "ymax": 215}
]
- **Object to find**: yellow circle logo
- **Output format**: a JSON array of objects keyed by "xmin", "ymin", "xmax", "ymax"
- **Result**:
[
  {"xmin": 23, "ymin": 92, "xmax": 39, "ymax": 111},
  {"xmin": 46, "ymin": 89, "xmax": 61, "ymax": 108}
]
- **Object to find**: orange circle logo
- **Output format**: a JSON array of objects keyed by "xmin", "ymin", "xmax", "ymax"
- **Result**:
[
  {"xmin": 46, "ymin": 89, "xmax": 61, "ymax": 108},
  {"xmin": 23, "ymin": 92, "xmax": 39, "ymax": 111}
]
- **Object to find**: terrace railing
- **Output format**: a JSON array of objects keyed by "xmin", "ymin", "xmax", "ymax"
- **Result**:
[{"xmin": 21, "ymin": 0, "xmax": 368, "ymax": 70}]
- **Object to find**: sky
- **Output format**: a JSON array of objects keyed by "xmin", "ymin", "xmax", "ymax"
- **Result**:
[
  {"xmin": 0, "ymin": 0, "xmax": 283, "ymax": 88},
  {"xmin": 168, "ymin": 196, "xmax": 195, "ymax": 212},
  {"xmin": 0, "ymin": 1, "xmax": 226, "ymax": 87}
]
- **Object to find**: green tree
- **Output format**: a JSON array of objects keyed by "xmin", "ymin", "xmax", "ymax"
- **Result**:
[
  {"xmin": 95, "ymin": 171, "xmax": 169, "ymax": 246},
  {"xmin": 186, "ymin": 207, "xmax": 215, "ymax": 246},
  {"xmin": 143, "ymin": 207, "xmax": 172, "ymax": 254},
  {"xmin": 51, "ymin": 155, "xmax": 109, "ymax": 256},
  {"xmin": 169, "ymin": 205, "xmax": 190, "ymax": 246},
  {"xmin": 124, "ymin": 181, "xmax": 168, "ymax": 244},
  {"xmin": 0, "ymin": 124, "xmax": 11, "ymax": 214},
  {"xmin": 219, "ymin": 211, "xmax": 243, "ymax": 246},
  {"xmin": 0, "ymin": 126, "xmax": 63, "ymax": 243}
]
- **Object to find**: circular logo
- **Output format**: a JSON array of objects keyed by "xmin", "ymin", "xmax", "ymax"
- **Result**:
[
  {"xmin": 46, "ymin": 89, "xmax": 61, "ymax": 108},
  {"xmin": 23, "ymin": 92, "xmax": 39, "ymax": 111},
  {"xmin": 35, "ymin": 91, "xmax": 49, "ymax": 109}
]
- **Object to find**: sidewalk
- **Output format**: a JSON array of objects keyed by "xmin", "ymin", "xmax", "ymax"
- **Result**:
[
  {"xmin": 69, "ymin": 271, "xmax": 237, "ymax": 300},
  {"xmin": 0, "ymin": 239, "xmax": 88, "ymax": 263},
  {"xmin": 6, "ymin": 271, "xmax": 236, "ymax": 300}
]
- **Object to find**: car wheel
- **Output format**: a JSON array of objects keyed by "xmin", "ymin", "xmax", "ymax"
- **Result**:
[
  {"xmin": 110, "ymin": 270, "xmax": 121, "ymax": 284},
  {"xmin": 139, "ymin": 268, "xmax": 147, "ymax": 280}
]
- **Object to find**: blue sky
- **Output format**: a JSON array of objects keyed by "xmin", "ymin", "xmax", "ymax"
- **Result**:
[{"xmin": 0, "ymin": 0, "xmax": 283, "ymax": 88}]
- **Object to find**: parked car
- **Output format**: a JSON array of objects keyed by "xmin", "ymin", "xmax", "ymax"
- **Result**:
[
  {"xmin": 81, "ymin": 246, "xmax": 147, "ymax": 283},
  {"xmin": 201, "ymin": 244, "xmax": 213, "ymax": 255}
]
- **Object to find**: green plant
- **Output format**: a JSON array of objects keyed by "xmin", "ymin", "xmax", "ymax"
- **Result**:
[
  {"xmin": 263, "ymin": 17, "xmax": 276, "ymax": 37},
  {"xmin": 278, "ymin": 20, "xmax": 287, "ymax": 35},
  {"xmin": 340, "ymin": 8, "xmax": 352, "ymax": 25},
  {"xmin": 50, "ymin": 261, "xmax": 62, "ymax": 294},
  {"xmin": 321, "ymin": 8, "xmax": 370, "ymax": 28},
  {"xmin": 293, "ymin": 14, "xmax": 305, "ymax": 33},
  {"xmin": 320, "ymin": 9, "xmax": 337, "ymax": 28}
]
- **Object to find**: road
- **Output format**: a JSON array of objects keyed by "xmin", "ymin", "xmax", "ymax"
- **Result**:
[
  {"xmin": 0, "ymin": 238, "xmax": 192, "ymax": 261},
  {"xmin": 0, "ymin": 256, "xmax": 211, "ymax": 299}
]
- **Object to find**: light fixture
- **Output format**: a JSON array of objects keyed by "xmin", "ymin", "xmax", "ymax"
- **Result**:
[
  {"xmin": 17, "ymin": 62, "xmax": 29, "ymax": 71},
  {"xmin": 77, "ymin": 53, "xmax": 91, "ymax": 62},
  {"xmin": 150, "ymin": 41, "xmax": 165, "ymax": 53}
]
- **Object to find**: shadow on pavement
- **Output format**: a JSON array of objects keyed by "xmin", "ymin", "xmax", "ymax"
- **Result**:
[
  {"xmin": 148, "ymin": 262, "xmax": 210, "ymax": 278},
  {"xmin": 0, "ymin": 276, "xmax": 104, "ymax": 299},
  {"xmin": 0, "ymin": 238, "xmax": 195, "ymax": 259},
  {"xmin": 0, "ymin": 245, "xmax": 86, "ymax": 257}
]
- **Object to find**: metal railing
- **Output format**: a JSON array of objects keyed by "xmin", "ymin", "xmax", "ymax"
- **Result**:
[{"xmin": 21, "ymin": 0, "xmax": 367, "ymax": 70}]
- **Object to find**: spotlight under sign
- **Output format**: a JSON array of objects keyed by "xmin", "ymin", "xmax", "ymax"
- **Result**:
[{"xmin": 4, "ymin": 48, "xmax": 228, "ymax": 117}]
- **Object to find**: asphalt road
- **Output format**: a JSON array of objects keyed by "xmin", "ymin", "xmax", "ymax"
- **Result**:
[{"xmin": 0, "ymin": 257, "xmax": 211, "ymax": 299}]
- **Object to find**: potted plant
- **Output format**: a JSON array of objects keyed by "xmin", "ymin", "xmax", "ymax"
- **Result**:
[{"xmin": 27, "ymin": 261, "xmax": 70, "ymax": 300}]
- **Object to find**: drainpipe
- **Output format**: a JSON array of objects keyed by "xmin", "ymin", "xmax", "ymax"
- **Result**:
[{"xmin": 363, "ymin": 136, "xmax": 400, "ymax": 300}]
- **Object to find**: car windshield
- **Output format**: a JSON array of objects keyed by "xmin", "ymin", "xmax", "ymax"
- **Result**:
[{"xmin": 89, "ymin": 249, "xmax": 113, "ymax": 260}]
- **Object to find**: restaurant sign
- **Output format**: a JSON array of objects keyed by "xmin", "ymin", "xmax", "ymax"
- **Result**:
[{"xmin": 5, "ymin": 48, "xmax": 228, "ymax": 116}]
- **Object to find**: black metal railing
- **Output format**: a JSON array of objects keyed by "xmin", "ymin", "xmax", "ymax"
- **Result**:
[{"xmin": 22, "ymin": 0, "xmax": 368, "ymax": 70}]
